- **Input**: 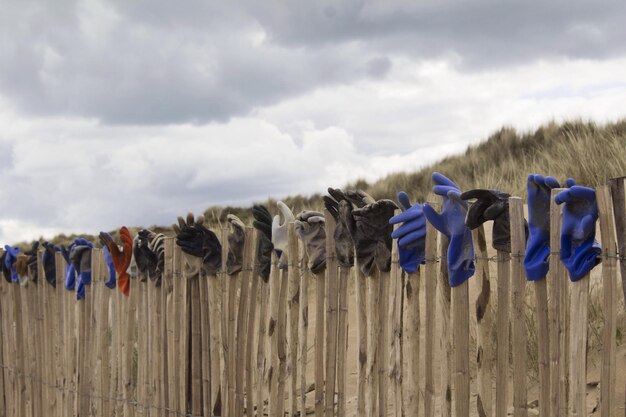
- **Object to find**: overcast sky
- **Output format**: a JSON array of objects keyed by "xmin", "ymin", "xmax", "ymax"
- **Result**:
[{"xmin": 1, "ymin": 0, "xmax": 626, "ymax": 243}]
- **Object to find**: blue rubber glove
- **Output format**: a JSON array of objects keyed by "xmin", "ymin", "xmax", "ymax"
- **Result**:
[
  {"xmin": 423, "ymin": 173, "xmax": 475, "ymax": 287},
  {"xmin": 554, "ymin": 186, "xmax": 602, "ymax": 281},
  {"xmin": 102, "ymin": 245, "xmax": 117, "ymax": 290},
  {"xmin": 389, "ymin": 192, "xmax": 426, "ymax": 274},
  {"xmin": 61, "ymin": 244, "xmax": 76, "ymax": 290},
  {"xmin": 524, "ymin": 174, "xmax": 575, "ymax": 281},
  {"xmin": 3, "ymin": 245, "xmax": 21, "ymax": 284},
  {"xmin": 71, "ymin": 239, "xmax": 94, "ymax": 300}
]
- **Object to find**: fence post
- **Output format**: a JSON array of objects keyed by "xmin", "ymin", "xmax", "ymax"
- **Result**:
[
  {"xmin": 379, "ymin": 267, "xmax": 391, "ymax": 417},
  {"xmin": 608, "ymin": 176, "xmax": 626, "ymax": 417},
  {"xmin": 245, "ymin": 229, "xmax": 261, "ymax": 417},
  {"xmin": 423, "ymin": 198, "xmax": 439, "ymax": 417},
  {"xmin": 510, "ymin": 196, "xmax": 528, "ymax": 417},
  {"xmin": 472, "ymin": 225, "xmax": 493, "ymax": 417},
  {"xmin": 438, "ymin": 233, "xmax": 452, "ymax": 417},
  {"xmin": 256, "ymin": 258, "xmax": 271, "ymax": 416},
  {"xmin": 314, "ymin": 261, "xmax": 326, "ymax": 417},
  {"xmin": 597, "ymin": 185, "xmax": 618, "ymax": 417},
  {"xmin": 495, "ymin": 248, "xmax": 511, "ymax": 416},
  {"xmin": 199, "ymin": 254, "xmax": 211, "ymax": 417},
  {"xmin": 367, "ymin": 267, "xmax": 380, "ymax": 417},
  {"xmin": 336, "ymin": 259, "xmax": 350, "ymax": 417},
  {"xmin": 276, "ymin": 250, "xmax": 290, "ymax": 416},
  {"xmin": 235, "ymin": 227, "xmax": 256, "ymax": 416},
  {"xmin": 390, "ymin": 211, "xmax": 404, "ymax": 417},
  {"xmin": 356, "ymin": 265, "xmax": 367, "ymax": 416},
  {"xmin": 287, "ymin": 223, "xmax": 300, "ymax": 417},
  {"xmin": 402, "ymin": 244, "xmax": 420, "ymax": 416},
  {"xmin": 299, "ymin": 247, "xmax": 310, "ymax": 417},
  {"xmin": 325, "ymin": 212, "xmax": 339, "ymax": 417}
]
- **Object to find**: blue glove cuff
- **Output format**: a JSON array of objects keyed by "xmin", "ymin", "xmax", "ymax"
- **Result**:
[
  {"xmin": 524, "ymin": 234, "xmax": 551, "ymax": 281},
  {"xmin": 65, "ymin": 264, "xmax": 76, "ymax": 290},
  {"xmin": 398, "ymin": 246, "xmax": 425, "ymax": 274},
  {"xmin": 563, "ymin": 238, "xmax": 601, "ymax": 282},
  {"xmin": 447, "ymin": 232, "xmax": 475, "ymax": 287}
]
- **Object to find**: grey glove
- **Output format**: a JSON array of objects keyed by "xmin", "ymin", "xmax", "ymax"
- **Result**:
[
  {"xmin": 340, "ymin": 194, "xmax": 398, "ymax": 276},
  {"xmin": 272, "ymin": 201, "xmax": 295, "ymax": 269},
  {"xmin": 295, "ymin": 211, "xmax": 327, "ymax": 274},
  {"xmin": 173, "ymin": 213, "xmax": 222, "ymax": 277},
  {"xmin": 323, "ymin": 188, "xmax": 355, "ymax": 268},
  {"xmin": 148, "ymin": 232, "xmax": 165, "ymax": 286},
  {"xmin": 226, "ymin": 214, "xmax": 246, "ymax": 275},
  {"xmin": 252, "ymin": 204, "xmax": 273, "ymax": 282}
]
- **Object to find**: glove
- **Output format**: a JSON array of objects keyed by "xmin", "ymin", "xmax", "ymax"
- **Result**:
[
  {"xmin": 24, "ymin": 241, "xmax": 40, "ymax": 283},
  {"xmin": 389, "ymin": 192, "xmax": 426, "ymax": 274},
  {"xmin": 70, "ymin": 239, "xmax": 94, "ymax": 300},
  {"xmin": 99, "ymin": 228, "xmax": 133, "ymax": 296},
  {"xmin": 460, "ymin": 189, "xmax": 529, "ymax": 253},
  {"xmin": 15, "ymin": 254, "xmax": 30, "ymax": 286},
  {"xmin": 173, "ymin": 213, "xmax": 222, "ymax": 276},
  {"xmin": 42, "ymin": 242, "xmax": 59, "ymax": 287},
  {"xmin": 272, "ymin": 201, "xmax": 295, "ymax": 269},
  {"xmin": 102, "ymin": 246, "xmax": 117, "ymax": 289},
  {"xmin": 3, "ymin": 245, "xmax": 20, "ymax": 284},
  {"xmin": 524, "ymin": 175, "xmax": 575, "ymax": 281},
  {"xmin": 60, "ymin": 244, "xmax": 76, "ymax": 290},
  {"xmin": 423, "ymin": 172, "xmax": 475, "ymax": 287},
  {"xmin": 148, "ymin": 232, "xmax": 165, "ymax": 286},
  {"xmin": 134, "ymin": 229, "xmax": 159, "ymax": 281},
  {"xmin": 295, "ymin": 211, "xmax": 326, "ymax": 274},
  {"xmin": 252, "ymin": 204, "xmax": 273, "ymax": 282},
  {"xmin": 323, "ymin": 188, "xmax": 355, "ymax": 268},
  {"xmin": 554, "ymin": 186, "xmax": 602, "ymax": 281},
  {"xmin": 226, "ymin": 214, "xmax": 246, "ymax": 275},
  {"xmin": 340, "ymin": 193, "xmax": 397, "ymax": 276}
]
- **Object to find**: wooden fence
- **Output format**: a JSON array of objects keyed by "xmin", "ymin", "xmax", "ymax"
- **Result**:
[{"xmin": 0, "ymin": 179, "xmax": 624, "ymax": 417}]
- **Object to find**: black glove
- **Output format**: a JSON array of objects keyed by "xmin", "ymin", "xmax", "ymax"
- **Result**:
[
  {"xmin": 460, "ymin": 189, "xmax": 529, "ymax": 253},
  {"xmin": 148, "ymin": 232, "xmax": 165, "ymax": 286},
  {"xmin": 0, "ymin": 251, "xmax": 12, "ymax": 283},
  {"xmin": 226, "ymin": 214, "xmax": 246, "ymax": 275},
  {"xmin": 42, "ymin": 242, "xmax": 59, "ymax": 287},
  {"xmin": 252, "ymin": 204, "xmax": 273, "ymax": 282},
  {"xmin": 295, "ymin": 211, "xmax": 326, "ymax": 274},
  {"xmin": 340, "ymin": 193, "xmax": 398, "ymax": 276},
  {"xmin": 174, "ymin": 213, "xmax": 222, "ymax": 276},
  {"xmin": 134, "ymin": 230, "xmax": 157, "ymax": 281},
  {"xmin": 323, "ymin": 188, "xmax": 355, "ymax": 268}
]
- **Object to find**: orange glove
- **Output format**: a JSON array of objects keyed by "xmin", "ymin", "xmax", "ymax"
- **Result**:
[{"xmin": 99, "ymin": 227, "xmax": 133, "ymax": 296}]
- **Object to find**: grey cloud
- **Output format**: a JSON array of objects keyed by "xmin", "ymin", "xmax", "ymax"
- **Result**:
[{"xmin": 247, "ymin": 1, "xmax": 626, "ymax": 67}]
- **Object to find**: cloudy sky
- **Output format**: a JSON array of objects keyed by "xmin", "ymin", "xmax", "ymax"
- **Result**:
[{"xmin": 1, "ymin": 0, "xmax": 626, "ymax": 243}]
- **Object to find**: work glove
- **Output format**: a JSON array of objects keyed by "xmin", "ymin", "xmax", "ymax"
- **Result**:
[
  {"xmin": 133, "ymin": 229, "xmax": 159, "ymax": 281},
  {"xmin": 173, "ymin": 213, "xmax": 222, "ymax": 276},
  {"xmin": 1, "ymin": 252, "xmax": 11, "ymax": 283},
  {"xmin": 554, "ymin": 186, "xmax": 602, "ymax": 281},
  {"xmin": 423, "ymin": 172, "xmax": 475, "ymax": 287},
  {"xmin": 460, "ymin": 189, "xmax": 529, "ymax": 253},
  {"xmin": 226, "ymin": 214, "xmax": 246, "ymax": 275},
  {"xmin": 15, "ymin": 254, "xmax": 30, "ymax": 286},
  {"xmin": 252, "ymin": 204, "xmax": 273, "ymax": 282},
  {"xmin": 24, "ymin": 241, "xmax": 40, "ymax": 283},
  {"xmin": 102, "ymin": 246, "xmax": 117, "ymax": 289},
  {"xmin": 3, "ymin": 245, "xmax": 20, "ymax": 284},
  {"xmin": 272, "ymin": 201, "xmax": 295, "ymax": 269},
  {"xmin": 524, "ymin": 175, "xmax": 576, "ymax": 281},
  {"xmin": 148, "ymin": 232, "xmax": 165, "ymax": 286},
  {"xmin": 295, "ymin": 211, "xmax": 326, "ymax": 274},
  {"xmin": 42, "ymin": 242, "xmax": 60, "ymax": 287},
  {"xmin": 60, "ymin": 244, "xmax": 76, "ymax": 290},
  {"xmin": 99, "ymin": 227, "xmax": 133, "ymax": 296},
  {"xmin": 389, "ymin": 192, "xmax": 426, "ymax": 274},
  {"xmin": 340, "ymin": 192, "xmax": 397, "ymax": 276},
  {"xmin": 323, "ymin": 188, "xmax": 355, "ymax": 268},
  {"xmin": 70, "ymin": 239, "xmax": 94, "ymax": 300}
]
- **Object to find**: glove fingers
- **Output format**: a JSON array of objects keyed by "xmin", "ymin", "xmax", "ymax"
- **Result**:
[
  {"xmin": 323, "ymin": 196, "xmax": 339, "ymax": 218},
  {"xmin": 397, "ymin": 191, "xmax": 412, "ymax": 211},
  {"xmin": 277, "ymin": 201, "xmax": 295, "ymax": 223},
  {"xmin": 544, "ymin": 176, "xmax": 560, "ymax": 189},
  {"xmin": 423, "ymin": 203, "xmax": 445, "ymax": 232},
  {"xmin": 432, "ymin": 172, "xmax": 460, "ymax": 190},
  {"xmin": 389, "ymin": 207, "xmax": 422, "ymax": 225},
  {"xmin": 327, "ymin": 188, "xmax": 348, "ymax": 203},
  {"xmin": 565, "ymin": 178, "xmax": 576, "ymax": 188},
  {"xmin": 433, "ymin": 185, "xmax": 460, "ymax": 197},
  {"xmin": 398, "ymin": 228, "xmax": 427, "ymax": 247},
  {"xmin": 482, "ymin": 201, "xmax": 507, "ymax": 220}
]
